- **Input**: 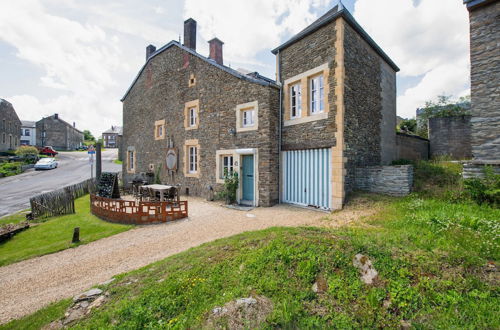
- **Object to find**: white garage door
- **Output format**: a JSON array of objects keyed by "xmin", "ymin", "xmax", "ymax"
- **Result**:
[{"xmin": 283, "ymin": 148, "xmax": 331, "ymax": 210}]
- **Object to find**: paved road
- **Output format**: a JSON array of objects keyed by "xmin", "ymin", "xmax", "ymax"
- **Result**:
[{"xmin": 0, "ymin": 149, "xmax": 121, "ymax": 217}]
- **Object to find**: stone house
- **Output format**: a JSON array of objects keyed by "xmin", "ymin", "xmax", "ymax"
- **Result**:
[
  {"xmin": 102, "ymin": 126, "xmax": 122, "ymax": 148},
  {"xmin": 122, "ymin": 5, "xmax": 399, "ymax": 209},
  {"xmin": 36, "ymin": 114, "xmax": 84, "ymax": 151},
  {"xmin": 0, "ymin": 99, "xmax": 22, "ymax": 152},
  {"xmin": 464, "ymin": 0, "xmax": 499, "ymax": 161},
  {"xmin": 20, "ymin": 120, "xmax": 36, "ymax": 146}
]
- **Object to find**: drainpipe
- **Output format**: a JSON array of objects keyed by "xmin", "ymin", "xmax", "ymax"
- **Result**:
[{"xmin": 277, "ymin": 50, "xmax": 283, "ymax": 204}]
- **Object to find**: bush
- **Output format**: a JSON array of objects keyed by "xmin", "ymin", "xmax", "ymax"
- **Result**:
[
  {"xmin": 218, "ymin": 169, "xmax": 239, "ymax": 204},
  {"xmin": 391, "ymin": 159, "xmax": 414, "ymax": 165},
  {"xmin": 15, "ymin": 146, "xmax": 39, "ymax": 164},
  {"xmin": 464, "ymin": 166, "xmax": 500, "ymax": 207},
  {"xmin": 0, "ymin": 162, "xmax": 22, "ymax": 177}
]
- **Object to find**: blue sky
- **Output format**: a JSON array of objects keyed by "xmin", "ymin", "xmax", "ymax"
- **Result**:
[{"xmin": 0, "ymin": 0, "xmax": 470, "ymax": 137}]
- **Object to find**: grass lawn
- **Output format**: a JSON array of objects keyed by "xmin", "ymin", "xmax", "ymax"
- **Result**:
[
  {"xmin": 0, "ymin": 210, "xmax": 29, "ymax": 226},
  {"xmin": 0, "ymin": 196, "xmax": 132, "ymax": 267},
  {"xmin": 113, "ymin": 159, "xmax": 122, "ymax": 165}
]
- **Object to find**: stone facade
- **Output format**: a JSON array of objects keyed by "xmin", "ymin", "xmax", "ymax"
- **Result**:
[
  {"xmin": 396, "ymin": 133, "xmax": 429, "ymax": 161},
  {"xmin": 467, "ymin": 1, "xmax": 500, "ymax": 160},
  {"xmin": 122, "ymin": 43, "xmax": 279, "ymax": 207},
  {"xmin": 0, "ymin": 99, "xmax": 22, "ymax": 152},
  {"xmin": 36, "ymin": 114, "xmax": 84, "ymax": 150},
  {"xmin": 102, "ymin": 126, "xmax": 122, "ymax": 148},
  {"xmin": 355, "ymin": 165, "xmax": 413, "ymax": 196},
  {"xmin": 429, "ymin": 116, "xmax": 472, "ymax": 159},
  {"xmin": 463, "ymin": 162, "xmax": 500, "ymax": 179}
]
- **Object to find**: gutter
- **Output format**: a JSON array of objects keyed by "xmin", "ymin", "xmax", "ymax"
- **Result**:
[{"xmin": 277, "ymin": 49, "xmax": 283, "ymax": 204}]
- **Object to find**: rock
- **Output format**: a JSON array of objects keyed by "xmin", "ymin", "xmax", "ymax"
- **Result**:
[
  {"xmin": 353, "ymin": 254, "xmax": 378, "ymax": 285},
  {"xmin": 99, "ymin": 278, "xmax": 115, "ymax": 286},
  {"xmin": 212, "ymin": 307, "xmax": 228, "ymax": 315},
  {"xmin": 87, "ymin": 295, "xmax": 105, "ymax": 313},
  {"xmin": 206, "ymin": 295, "xmax": 273, "ymax": 329},
  {"xmin": 236, "ymin": 297, "xmax": 257, "ymax": 306},
  {"xmin": 73, "ymin": 288, "xmax": 103, "ymax": 302},
  {"xmin": 79, "ymin": 301, "xmax": 89, "ymax": 308},
  {"xmin": 63, "ymin": 308, "xmax": 85, "ymax": 325},
  {"xmin": 312, "ymin": 276, "xmax": 328, "ymax": 293},
  {"xmin": 42, "ymin": 321, "xmax": 63, "ymax": 329},
  {"xmin": 400, "ymin": 320, "xmax": 411, "ymax": 329}
]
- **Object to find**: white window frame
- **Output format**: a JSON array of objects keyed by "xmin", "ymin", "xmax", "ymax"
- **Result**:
[
  {"xmin": 236, "ymin": 101, "xmax": 259, "ymax": 132},
  {"xmin": 310, "ymin": 75, "xmax": 324, "ymax": 114},
  {"xmin": 242, "ymin": 109, "xmax": 255, "ymax": 127},
  {"xmin": 189, "ymin": 107, "xmax": 197, "ymax": 127},
  {"xmin": 128, "ymin": 151, "xmax": 134, "ymax": 170},
  {"xmin": 221, "ymin": 155, "xmax": 234, "ymax": 178},
  {"xmin": 290, "ymin": 83, "xmax": 302, "ymax": 119},
  {"xmin": 189, "ymin": 146, "xmax": 198, "ymax": 174}
]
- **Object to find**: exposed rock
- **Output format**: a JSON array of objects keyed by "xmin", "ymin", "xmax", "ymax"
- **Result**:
[
  {"xmin": 312, "ymin": 275, "xmax": 328, "ymax": 294},
  {"xmin": 206, "ymin": 295, "xmax": 273, "ymax": 330},
  {"xmin": 87, "ymin": 295, "xmax": 105, "ymax": 313},
  {"xmin": 73, "ymin": 288, "xmax": 103, "ymax": 302},
  {"xmin": 353, "ymin": 254, "xmax": 378, "ymax": 285},
  {"xmin": 99, "ymin": 278, "xmax": 115, "ymax": 286},
  {"xmin": 400, "ymin": 320, "xmax": 411, "ymax": 329}
]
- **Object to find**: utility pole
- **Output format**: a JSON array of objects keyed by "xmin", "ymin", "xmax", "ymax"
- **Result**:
[{"xmin": 96, "ymin": 142, "xmax": 102, "ymax": 180}]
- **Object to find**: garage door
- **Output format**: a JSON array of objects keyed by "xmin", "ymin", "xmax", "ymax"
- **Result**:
[{"xmin": 283, "ymin": 148, "xmax": 331, "ymax": 210}]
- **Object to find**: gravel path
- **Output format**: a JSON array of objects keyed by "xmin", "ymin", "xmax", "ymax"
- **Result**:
[{"xmin": 0, "ymin": 197, "xmax": 327, "ymax": 324}]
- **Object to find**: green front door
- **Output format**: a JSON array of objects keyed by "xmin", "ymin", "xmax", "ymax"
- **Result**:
[{"xmin": 241, "ymin": 155, "xmax": 254, "ymax": 203}]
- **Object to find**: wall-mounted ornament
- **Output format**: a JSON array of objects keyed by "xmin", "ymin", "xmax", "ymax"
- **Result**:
[{"xmin": 166, "ymin": 148, "xmax": 178, "ymax": 171}]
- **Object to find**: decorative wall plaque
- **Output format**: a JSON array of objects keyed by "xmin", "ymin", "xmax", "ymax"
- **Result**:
[{"xmin": 166, "ymin": 148, "xmax": 178, "ymax": 171}]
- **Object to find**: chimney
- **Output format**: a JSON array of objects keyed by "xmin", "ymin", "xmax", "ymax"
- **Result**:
[
  {"xmin": 54, "ymin": 113, "xmax": 58, "ymax": 119},
  {"xmin": 73, "ymin": 122, "xmax": 76, "ymax": 128},
  {"xmin": 146, "ymin": 44, "xmax": 156, "ymax": 60},
  {"xmin": 183, "ymin": 18, "xmax": 197, "ymax": 51},
  {"xmin": 208, "ymin": 38, "xmax": 224, "ymax": 65}
]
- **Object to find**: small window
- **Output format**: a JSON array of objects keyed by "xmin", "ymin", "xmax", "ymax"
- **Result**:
[
  {"xmin": 242, "ymin": 109, "xmax": 254, "ymax": 127},
  {"xmin": 189, "ymin": 146, "xmax": 198, "ymax": 173},
  {"xmin": 310, "ymin": 75, "xmax": 324, "ymax": 114},
  {"xmin": 157, "ymin": 125, "xmax": 163, "ymax": 137},
  {"xmin": 221, "ymin": 155, "xmax": 234, "ymax": 178},
  {"xmin": 25, "ymin": 129, "xmax": 30, "ymax": 136},
  {"xmin": 189, "ymin": 107, "xmax": 197, "ymax": 127},
  {"xmin": 290, "ymin": 83, "xmax": 302, "ymax": 118},
  {"xmin": 154, "ymin": 120, "xmax": 165, "ymax": 140},
  {"xmin": 128, "ymin": 150, "xmax": 135, "ymax": 172}
]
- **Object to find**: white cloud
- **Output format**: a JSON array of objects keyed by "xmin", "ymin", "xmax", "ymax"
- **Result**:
[{"xmin": 354, "ymin": 0, "xmax": 470, "ymax": 118}]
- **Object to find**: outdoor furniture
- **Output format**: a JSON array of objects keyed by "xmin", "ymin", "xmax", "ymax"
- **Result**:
[{"xmin": 140, "ymin": 184, "xmax": 179, "ymax": 202}]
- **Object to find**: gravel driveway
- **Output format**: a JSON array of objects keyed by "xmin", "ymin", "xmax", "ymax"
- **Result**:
[{"xmin": 0, "ymin": 197, "xmax": 327, "ymax": 324}]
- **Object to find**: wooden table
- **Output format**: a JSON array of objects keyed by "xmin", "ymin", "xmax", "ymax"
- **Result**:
[{"xmin": 140, "ymin": 184, "xmax": 178, "ymax": 202}]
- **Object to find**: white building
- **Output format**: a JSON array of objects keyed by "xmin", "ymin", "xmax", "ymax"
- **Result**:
[{"xmin": 20, "ymin": 120, "xmax": 36, "ymax": 146}]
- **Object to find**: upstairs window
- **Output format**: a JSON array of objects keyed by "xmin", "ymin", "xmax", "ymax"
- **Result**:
[
  {"xmin": 236, "ymin": 101, "xmax": 259, "ymax": 132},
  {"xmin": 128, "ymin": 150, "xmax": 135, "ymax": 171},
  {"xmin": 24, "ymin": 129, "xmax": 30, "ymax": 136},
  {"xmin": 184, "ymin": 100, "xmax": 199, "ymax": 130},
  {"xmin": 189, "ymin": 107, "xmax": 197, "ymax": 127},
  {"xmin": 242, "ymin": 109, "xmax": 254, "ymax": 127},
  {"xmin": 290, "ymin": 83, "xmax": 302, "ymax": 118},
  {"xmin": 154, "ymin": 120, "xmax": 165, "ymax": 140},
  {"xmin": 310, "ymin": 75, "xmax": 324, "ymax": 114},
  {"xmin": 189, "ymin": 146, "xmax": 198, "ymax": 174}
]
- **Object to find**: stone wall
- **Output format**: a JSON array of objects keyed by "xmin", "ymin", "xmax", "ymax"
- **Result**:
[
  {"xmin": 355, "ymin": 165, "xmax": 413, "ymax": 196},
  {"xmin": 379, "ymin": 57, "xmax": 397, "ymax": 164},
  {"xmin": 0, "ymin": 99, "xmax": 22, "ymax": 152},
  {"xmin": 396, "ymin": 132, "xmax": 429, "ymax": 161},
  {"xmin": 35, "ymin": 115, "xmax": 84, "ymax": 150},
  {"xmin": 468, "ymin": 1, "xmax": 500, "ymax": 160},
  {"xmin": 462, "ymin": 162, "xmax": 500, "ymax": 179},
  {"xmin": 122, "ymin": 44, "xmax": 280, "ymax": 206},
  {"xmin": 429, "ymin": 116, "xmax": 472, "ymax": 159}
]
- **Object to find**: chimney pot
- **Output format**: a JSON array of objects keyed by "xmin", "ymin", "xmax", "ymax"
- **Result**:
[
  {"xmin": 54, "ymin": 113, "xmax": 58, "ymax": 119},
  {"xmin": 208, "ymin": 38, "xmax": 224, "ymax": 66},
  {"xmin": 73, "ymin": 122, "xmax": 75, "ymax": 128},
  {"xmin": 183, "ymin": 18, "xmax": 197, "ymax": 51},
  {"xmin": 146, "ymin": 44, "xmax": 156, "ymax": 60}
]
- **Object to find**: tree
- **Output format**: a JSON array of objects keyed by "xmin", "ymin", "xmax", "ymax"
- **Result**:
[
  {"xmin": 83, "ymin": 130, "xmax": 95, "ymax": 142},
  {"xmin": 398, "ymin": 118, "xmax": 417, "ymax": 134}
]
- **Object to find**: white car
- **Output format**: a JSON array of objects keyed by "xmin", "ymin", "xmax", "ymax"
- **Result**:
[{"xmin": 34, "ymin": 158, "xmax": 58, "ymax": 170}]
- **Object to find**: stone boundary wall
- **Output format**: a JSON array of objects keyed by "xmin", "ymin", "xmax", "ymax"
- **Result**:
[
  {"xmin": 396, "ymin": 133, "xmax": 429, "ymax": 161},
  {"xmin": 355, "ymin": 165, "xmax": 413, "ymax": 196},
  {"xmin": 462, "ymin": 162, "xmax": 500, "ymax": 179},
  {"xmin": 429, "ymin": 116, "xmax": 472, "ymax": 160}
]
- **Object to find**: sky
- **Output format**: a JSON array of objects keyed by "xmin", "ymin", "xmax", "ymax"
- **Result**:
[{"xmin": 0, "ymin": 0, "xmax": 471, "ymax": 137}]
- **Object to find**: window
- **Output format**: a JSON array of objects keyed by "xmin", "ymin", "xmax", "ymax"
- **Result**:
[
  {"xmin": 188, "ymin": 146, "xmax": 197, "ymax": 173},
  {"xmin": 127, "ymin": 150, "xmax": 135, "ymax": 172},
  {"xmin": 154, "ymin": 119, "xmax": 165, "ymax": 140},
  {"xmin": 242, "ymin": 109, "xmax": 254, "ymax": 127},
  {"xmin": 290, "ymin": 83, "xmax": 302, "ymax": 118},
  {"xmin": 24, "ymin": 129, "xmax": 30, "ymax": 136},
  {"xmin": 236, "ymin": 101, "xmax": 259, "ymax": 132},
  {"xmin": 184, "ymin": 100, "xmax": 199, "ymax": 130},
  {"xmin": 188, "ymin": 73, "xmax": 196, "ymax": 87},
  {"xmin": 189, "ymin": 107, "xmax": 197, "ymax": 127},
  {"xmin": 157, "ymin": 125, "xmax": 163, "ymax": 137},
  {"xmin": 310, "ymin": 75, "xmax": 324, "ymax": 114},
  {"xmin": 221, "ymin": 155, "xmax": 234, "ymax": 178},
  {"xmin": 2, "ymin": 133, "xmax": 5, "ymax": 143}
]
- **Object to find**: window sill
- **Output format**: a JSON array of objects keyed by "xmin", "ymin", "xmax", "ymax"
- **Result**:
[
  {"xmin": 185, "ymin": 126, "xmax": 199, "ymax": 131},
  {"xmin": 284, "ymin": 111, "xmax": 328, "ymax": 127},
  {"xmin": 185, "ymin": 172, "xmax": 200, "ymax": 178},
  {"xmin": 236, "ymin": 125, "xmax": 258, "ymax": 133}
]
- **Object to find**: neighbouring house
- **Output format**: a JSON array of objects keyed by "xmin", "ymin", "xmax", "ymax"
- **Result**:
[
  {"xmin": 36, "ymin": 114, "xmax": 84, "ymax": 151},
  {"xmin": 122, "ymin": 5, "xmax": 400, "ymax": 209},
  {"xmin": 102, "ymin": 126, "xmax": 122, "ymax": 148},
  {"xmin": 0, "ymin": 99, "xmax": 22, "ymax": 152},
  {"xmin": 20, "ymin": 120, "xmax": 36, "ymax": 146}
]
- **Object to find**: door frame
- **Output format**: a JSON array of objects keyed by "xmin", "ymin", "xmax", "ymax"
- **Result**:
[{"xmin": 236, "ymin": 149, "xmax": 258, "ymax": 207}]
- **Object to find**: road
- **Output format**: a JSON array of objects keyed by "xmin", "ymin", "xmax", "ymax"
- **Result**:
[{"xmin": 0, "ymin": 149, "xmax": 121, "ymax": 217}]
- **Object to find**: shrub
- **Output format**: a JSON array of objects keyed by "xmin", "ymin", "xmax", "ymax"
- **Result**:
[
  {"xmin": 218, "ymin": 169, "xmax": 239, "ymax": 204},
  {"xmin": 15, "ymin": 146, "xmax": 39, "ymax": 164},
  {"xmin": 0, "ymin": 162, "xmax": 22, "ymax": 177},
  {"xmin": 464, "ymin": 166, "xmax": 500, "ymax": 207},
  {"xmin": 391, "ymin": 159, "xmax": 414, "ymax": 165}
]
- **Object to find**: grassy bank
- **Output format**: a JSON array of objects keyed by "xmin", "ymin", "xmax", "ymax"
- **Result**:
[
  {"xmin": 4, "ymin": 192, "xmax": 498, "ymax": 329},
  {"xmin": 0, "ymin": 196, "xmax": 132, "ymax": 266}
]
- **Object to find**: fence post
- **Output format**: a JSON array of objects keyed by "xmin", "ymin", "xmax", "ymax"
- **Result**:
[{"xmin": 72, "ymin": 227, "xmax": 80, "ymax": 243}]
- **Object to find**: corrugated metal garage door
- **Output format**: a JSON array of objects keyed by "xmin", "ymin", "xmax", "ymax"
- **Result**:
[{"xmin": 283, "ymin": 148, "xmax": 331, "ymax": 210}]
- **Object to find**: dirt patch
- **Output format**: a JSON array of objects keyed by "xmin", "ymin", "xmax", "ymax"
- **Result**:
[{"xmin": 206, "ymin": 296, "xmax": 273, "ymax": 329}]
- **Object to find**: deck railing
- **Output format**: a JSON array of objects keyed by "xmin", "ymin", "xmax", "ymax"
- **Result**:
[{"xmin": 90, "ymin": 194, "xmax": 188, "ymax": 225}]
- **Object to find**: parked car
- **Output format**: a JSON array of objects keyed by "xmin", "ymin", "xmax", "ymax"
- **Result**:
[
  {"xmin": 39, "ymin": 146, "xmax": 58, "ymax": 156},
  {"xmin": 34, "ymin": 158, "xmax": 58, "ymax": 170}
]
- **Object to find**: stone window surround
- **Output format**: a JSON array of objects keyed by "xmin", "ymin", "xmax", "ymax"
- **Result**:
[
  {"xmin": 154, "ymin": 119, "xmax": 165, "ymax": 140},
  {"xmin": 215, "ymin": 148, "xmax": 259, "ymax": 206},
  {"xmin": 235, "ymin": 101, "xmax": 259, "ymax": 133},
  {"xmin": 283, "ymin": 63, "xmax": 330, "ymax": 127},
  {"xmin": 188, "ymin": 73, "xmax": 196, "ymax": 87},
  {"xmin": 184, "ymin": 99, "xmax": 200, "ymax": 130},
  {"xmin": 184, "ymin": 139, "xmax": 200, "ymax": 178},
  {"xmin": 126, "ymin": 146, "xmax": 136, "ymax": 174}
]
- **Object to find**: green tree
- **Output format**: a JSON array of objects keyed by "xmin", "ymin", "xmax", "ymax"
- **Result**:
[
  {"xmin": 398, "ymin": 118, "xmax": 417, "ymax": 134},
  {"xmin": 83, "ymin": 130, "xmax": 95, "ymax": 142}
]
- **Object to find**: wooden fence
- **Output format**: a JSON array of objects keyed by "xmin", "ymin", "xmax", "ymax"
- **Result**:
[
  {"xmin": 90, "ymin": 194, "xmax": 188, "ymax": 225},
  {"xmin": 30, "ymin": 178, "xmax": 96, "ymax": 219}
]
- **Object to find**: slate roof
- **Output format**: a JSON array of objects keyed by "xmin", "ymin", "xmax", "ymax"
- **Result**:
[
  {"xmin": 21, "ymin": 120, "xmax": 36, "ymax": 127},
  {"xmin": 38, "ymin": 114, "xmax": 83, "ymax": 134},
  {"xmin": 121, "ymin": 41, "xmax": 279, "ymax": 102},
  {"xmin": 103, "ymin": 126, "xmax": 123, "ymax": 135},
  {"xmin": 463, "ymin": 0, "xmax": 497, "ymax": 10},
  {"xmin": 271, "ymin": 5, "xmax": 399, "ymax": 72}
]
